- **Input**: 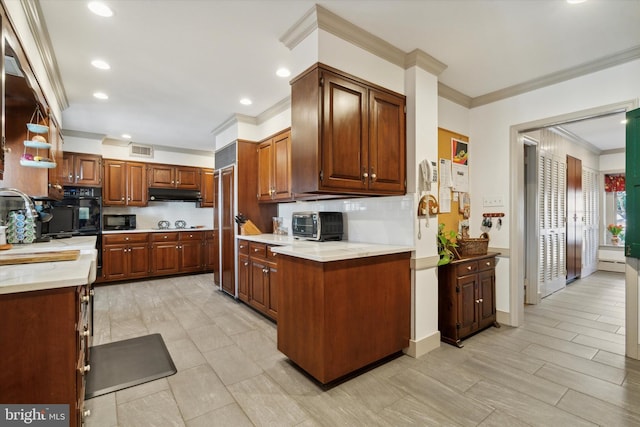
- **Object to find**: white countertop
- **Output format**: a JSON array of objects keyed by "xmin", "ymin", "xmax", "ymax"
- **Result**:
[
  {"xmin": 237, "ymin": 234, "xmax": 413, "ymax": 262},
  {"xmin": 102, "ymin": 228, "xmax": 213, "ymax": 234},
  {"xmin": 0, "ymin": 236, "xmax": 98, "ymax": 295}
]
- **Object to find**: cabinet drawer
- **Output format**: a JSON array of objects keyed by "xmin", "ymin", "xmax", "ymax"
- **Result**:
[
  {"xmin": 238, "ymin": 241, "xmax": 249, "ymax": 255},
  {"xmin": 150, "ymin": 232, "xmax": 179, "ymax": 242},
  {"xmin": 179, "ymin": 231, "xmax": 203, "ymax": 241},
  {"xmin": 456, "ymin": 261, "xmax": 478, "ymax": 276},
  {"xmin": 103, "ymin": 233, "xmax": 148, "ymax": 245},
  {"xmin": 267, "ymin": 245, "xmax": 280, "ymax": 261},
  {"xmin": 478, "ymin": 257, "xmax": 495, "ymax": 271},
  {"xmin": 249, "ymin": 242, "xmax": 267, "ymax": 258}
]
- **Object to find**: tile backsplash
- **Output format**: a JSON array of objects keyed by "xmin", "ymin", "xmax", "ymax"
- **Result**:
[
  {"xmin": 103, "ymin": 202, "xmax": 213, "ymax": 230},
  {"xmin": 278, "ymin": 195, "xmax": 414, "ymax": 246}
]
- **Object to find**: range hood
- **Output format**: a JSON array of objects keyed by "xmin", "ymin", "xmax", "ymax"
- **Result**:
[{"xmin": 148, "ymin": 188, "xmax": 202, "ymax": 202}]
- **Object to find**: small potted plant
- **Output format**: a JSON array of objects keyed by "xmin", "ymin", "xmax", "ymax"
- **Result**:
[
  {"xmin": 607, "ymin": 224, "xmax": 624, "ymax": 245},
  {"xmin": 437, "ymin": 223, "xmax": 459, "ymax": 266}
]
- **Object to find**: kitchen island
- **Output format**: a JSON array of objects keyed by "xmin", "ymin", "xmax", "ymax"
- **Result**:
[
  {"xmin": 0, "ymin": 236, "xmax": 97, "ymax": 427},
  {"xmin": 237, "ymin": 234, "xmax": 413, "ymax": 384}
]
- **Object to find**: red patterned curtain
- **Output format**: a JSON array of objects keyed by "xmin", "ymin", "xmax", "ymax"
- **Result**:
[{"xmin": 604, "ymin": 174, "xmax": 625, "ymax": 192}]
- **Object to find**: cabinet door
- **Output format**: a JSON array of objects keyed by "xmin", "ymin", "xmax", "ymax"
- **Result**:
[
  {"xmin": 220, "ymin": 167, "xmax": 235, "ymax": 296},
  {"xmin": 151, "ymin": 242, "xmax": 180, "ymax": 275},
  {"xmin": 238, "ymin": 253, "xmax": 249, "ymax": 302},
  {"xmin": 200, "ymin": 168, "xmax": 215, "ymax": 207},
  {"xmin": 180, "ymin": 240, "xmax": 203, "ymax": 272},
  {"xmin": 103, "ymin": 160, "xmax": 127, "ymax": 206},
  {"xmin": 47, "ymin": 125, "xmax": 64, "ymax": 199},
  {"xmin": 176, "ymin": 167, "xmax": 200, "ymax": 190},
  {"xmin": 267, "ymin": 262, "xmax": 278, "ymax": 320},
  {"xmin": 249, "ymin": 259, "xmax": 268, "ymax": 312},
  {"xmin": 457, "ymin": 275, "xmax": 478, "ymax": 338},
  {"xmin": 257, "ymin": 140, "xmax": 274, "ymax": 201},
  {"xmin": 368, "ymin": 89, "xmax": 406, "ymax": 194},
  {"xmin": 272, "ymin": 130, "xmax": 291, "ymax": 200},
  {"xmin": 60, "ymin": 152, "xmax": 74, "ymax": 185},
  {"xmin": 128, "ymin": 243, "xmax": 150, "ymax": 278},
  {"xmin": 478, "ymin": 269, "xmax": 497, "ymax": 330},
  {"xmin": 75, "ymin": 154, "xmax": 102, "ymax": 187},
  {"xmin": 321, "ymin": 71, "xmax": 368, "ymax": 192},
  {"xmin": 126, "ymin": 162, "xmax": 147, "ymax": 206},
  {"xmin": 149, "ymin": 164, "xmax": 175, "ymax": 188},
  {"xmin": 103, "ymin": 244, "xmax": 128, "ymax": 281}
]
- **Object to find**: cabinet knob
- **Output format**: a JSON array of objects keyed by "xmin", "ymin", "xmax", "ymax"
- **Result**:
[
  {"xmin": 121, "ymin": 197, "xmax": 125, "ymax": 201},
  {"xmin": 81, "ymin": 295, "xmax": 90, "ymax": 303},
  {"xmin": 76, "ymin": 175, "xmax": 80, "ymax": 179},
  {"xmin": 263, "ymin": 268, "xmax": 269, "ymax": 274},
  {"xmin": 81, "ymin": 364, "xmax": 91, "ymax": 374},
  {"xmin": 486, "ymin": 262, "xmax": 491, "ymax": 266},
  {"xmin": 81, "ymin": 328, "xmax": 90, "ymax": 337},
  {"xmin": 479, "ymin": 298, "xmax": 483, "ymax": 302},
  {"xmin": 362, "ymin": 172, "xmax": 369, "ymax": 179},
  {"xmin": 254, "ymin": 248, "xmax": 260, "ymax": 252},
  {"xmin": 125, "ymin": 237, "xmax": 129, "ymax": 240},
  {"xmin": 89, "ymin": 289, "xmax": 95, "ymax": 296},
  {"xmin": 476, "ymin": 299, "xmax": 481, "ymax": 304},
  {"xmin": 370, "ymin": 173, "xmax": 377, "ymax": 181},
  {"xmin": 244, "ymin": 262, "xmax": 248, "ymax": 266},
  {"xmin": 82, "ymin": 409, "xmax": 91, "ymax": 418},
  {"xmin": 164, "ymin": 235, "xmax": 168, "ymax": 239},
  {"xmin": 467, "ymin": 266, "xmax": 472, "ymax": 271},
  {"xmin": 240, "ymin": 245, "xmax": 245, "ymax": 249}
]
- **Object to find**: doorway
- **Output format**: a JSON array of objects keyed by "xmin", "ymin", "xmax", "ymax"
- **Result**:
[{"xmin": 509, "ymin": 100, "xmax": 639, "ymax": 359}]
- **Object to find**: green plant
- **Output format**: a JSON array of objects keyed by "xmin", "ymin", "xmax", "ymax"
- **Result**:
[
  {"xmin": 607, "ymin": 223, "xmax": 623, "ymax": 236},
  {"xmin": 437, "ymin": 223, "xmax": 459, "ymax": 266}
]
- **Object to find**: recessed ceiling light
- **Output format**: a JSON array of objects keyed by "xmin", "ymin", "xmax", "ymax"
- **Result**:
[
  {"xmin": 276, "ymin": 68, "xmax": 291, "ymax": 78},
  {"xmin": 122, "ymin": 134, "xmax": 132, "ymax": 139},
  {"xmin": 93, "ymin": 92, "xmax": 109, "ymax": 100},
  {"xmin": 621, "ymin": 119, "xmax": 628, "ymax": 124},
  {"xmin": 240, "ymin": 98, "xmax": 252, "ymax": 106},
  {"xmin": 91, "ymin": 59, "xmax": 110, "ymax": 70},
  {"xmin": 566, "ymin": 0, "xmax": 587, "ymax": 4},
  {"xmin": 88, "ymin": 1, "xmax": 113, "ymax": 17}
]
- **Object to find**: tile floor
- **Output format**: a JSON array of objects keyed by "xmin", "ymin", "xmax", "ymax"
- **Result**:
[{"xmin": 85, "ymin": 271, "xmax": 640, "ymax": 426}]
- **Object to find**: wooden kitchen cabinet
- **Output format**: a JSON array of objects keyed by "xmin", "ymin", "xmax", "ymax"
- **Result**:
[
  {"xmin": 200, "ymin": 168, "xmax": 215, "ymax": 207},
  {"xmin": 62, "ymin": 152, "xmax": 102, "ymax": 187},
  {"xmin": 257, "ymin": 129, "xmax": 292, "ymax": 202},
  {"xmin": 150, "ymin": 232, "xmax": 180, "ymax": 275},
  {"xmin": 102, "ymin": 233, "xmax": 150, "ymax": 281},
  {"xmin": 103, "ymin": 159, "xmax": 148, "ymax": 206},
  {"xmin": 179, "ymin": 231, "xmax": 204, "ymax": 272},
  {"xmin": 438, "ymin": 253, "xmax": 499, "ymax": 347},
  {"xmin": 278, "ymin": 252, "xmax": 411, "ymax": 384},
  {"xmin": 47, "ymin": 119, "xmax": 65, "ymax": 199},
  {"xmin": 148, "ymin": 164, "xmax": 200, "ymax": 190},
  {"xmin": 204, "ymin": 229, "xmax": 218, "ymax": 272},
  {"xmin": 236, "ymin": 240, "xmax": 280, "ymax": 321},
  {"xmin": 291, "ymin": 63, "xmax": 406, "ymax": 196},
  {"xmin": 0, "ymin": 285, "xmax": 92, "ymax": 427}
]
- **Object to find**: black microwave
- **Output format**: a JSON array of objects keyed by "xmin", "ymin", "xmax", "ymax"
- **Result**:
[
  {"xmin": 292, "ymin": 211, "xmax": 343, "ymax": 241},
  {"xmin": 103, "ymin": 214, "xmax": 136, "ymax": 230}
]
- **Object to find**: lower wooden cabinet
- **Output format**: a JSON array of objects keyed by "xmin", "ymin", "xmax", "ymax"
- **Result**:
[
  {"xmin": 0, "ymin": 285, "xmax": 92, "ymax": 427},
  {"xmin": 438, "ymin": 253, "xmax": 499, "ymax": 347},
  {"xmin": 102, "ymin": 230, "xmax": 213, "ymax": 282},
  {"xmin": 102, "ymin": 233, "xmax": 150, "ymax": 281},
  {"xmin": 237, "ymin": 240, "xmax": 279, "ymax": 321}
]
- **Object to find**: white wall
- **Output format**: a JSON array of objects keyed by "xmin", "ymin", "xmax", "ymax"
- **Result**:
[
  {"xmin": 600, "ymin": 151, "xmax": 625, "ymax": 172},
  {"xmin": 469, "ymin": 59, "xmax": 640, "ymax": 318},
  {"xmin": 64, "ymin": 135, "xmax": 214, "ymax": 168}
]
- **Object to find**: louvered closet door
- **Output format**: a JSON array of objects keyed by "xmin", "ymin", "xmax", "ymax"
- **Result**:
[
  {"xmin": 538, "ymin": 154, "xmax": 567, "ymax": 298},
  {"xmin": 581, "ymin": 168, "xmax": 599, "ymax": 277},
  {"xmin": 566, "ymin": 155, "xmax": 583, "ymax": 283}
]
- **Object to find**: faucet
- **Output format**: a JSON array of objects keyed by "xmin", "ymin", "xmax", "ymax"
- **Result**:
[{"xmin": 0, "ymin": 188, "xmax": 38, "ymax": 219}]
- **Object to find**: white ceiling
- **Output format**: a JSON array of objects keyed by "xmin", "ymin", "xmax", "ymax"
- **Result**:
[{"xmin": 35, "ymin": 0, "xmax": 640, "ymax": 152}]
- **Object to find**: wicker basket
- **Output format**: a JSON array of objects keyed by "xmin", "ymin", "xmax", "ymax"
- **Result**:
[{"xmin": 457, "ymin": 233, "xmax": 489, "ymax": 257}]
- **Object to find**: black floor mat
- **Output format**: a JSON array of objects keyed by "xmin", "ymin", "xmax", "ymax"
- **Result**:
[{"xmin": 85, "ymin": 333, "xmax": 176, "ymax": 399}]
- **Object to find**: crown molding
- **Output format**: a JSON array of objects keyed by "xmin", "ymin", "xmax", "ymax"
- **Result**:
[
  {"xmin": 61, "ymin": 129, "xmax": 105, "ymax": 140},
  {"xmin": 437, "ymin": 82, "xmax": 472, "ymax": 108},
  {"xmin": 279, "ymin": 4, "xmax": 319, "ymax": 49},
  {"xmin": 256, "ymin": 96, "xmax": 291, "ymax": 124},
  {"xmin": 19, "ymin": 0, "xmax": 68, "ymax": 111},
  {"xmin": 405, "ymin": 49, "xmax": 447, "ymax": 76},
  {"xmin": 601, "ymin": 147, "xmax": 625, "ymax": 155},
  {"xmin": 470, "ymin": 45, "xmax": 640, "ymax": 109},
  {"xmin": 549, "ymin": 126, "xmax": 602, "ymax": 155}
]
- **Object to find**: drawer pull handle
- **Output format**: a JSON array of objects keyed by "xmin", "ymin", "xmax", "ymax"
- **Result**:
[
  {"xmin": 263, "ymin": 268, "xmax": 269, "ymax": 274},
  {"xmin": 467, "ymin": 266, "xmax": 472, "ymax": 271},
  {"xmin": 254, "ymin": 248, "xmax": 260, "ymax": 252},
  {"xmin": 83, "ymin": 409, "xmax": 91, "ymax": 418},
  {"xmin": 486, "ymin": 262, "xmax": 491, "ymax": 266},
  {"xmin": 164, "ymin": 236, "xmax": 168, "ymax": 239}
]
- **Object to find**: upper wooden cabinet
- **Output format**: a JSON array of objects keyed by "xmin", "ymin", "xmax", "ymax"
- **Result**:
[
  {"xmin": 61, "ymin": 152, "xmax": 102, "ymax": 187},
  {"xmin": 148, "ymin": 164, "xmax": 200, "ymax": 190},
  {"xmin": 47, "ymin": 120, "xmax": 64, "ymax": 200},
  {"xmin": 257, "ymin": 129, "xmax": 291, "ymax": 202},
  {"xmin": 291, "ymin": 63, "xmax": 406, "ymax": 196},
  {"xmin": 103, "ymin": 159, "xmax": 147, "ymax": 207},
  {"xmin": 200, "ymin": 168, "xmax": 215, "ymax": 207}
]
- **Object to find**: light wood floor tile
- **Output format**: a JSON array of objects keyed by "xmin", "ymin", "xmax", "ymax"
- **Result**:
[{"xmin": 556, "ymin": 389, "xmax": 640, "ymax": 426}]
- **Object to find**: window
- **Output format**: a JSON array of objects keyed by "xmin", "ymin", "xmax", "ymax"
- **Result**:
[{"xmin": 604, "ymin": 173, "xmax": 625, "ymax": 245}]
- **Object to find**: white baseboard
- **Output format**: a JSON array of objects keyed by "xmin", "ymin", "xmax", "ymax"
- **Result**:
[
  {"xmin": 496, "ymin": 310, "xmax": 510, "ymax": 326},
  {"xmin": 598, "ymin": 260, "xmax": 626, "ymax": 273},
  {"xmin": 404, "ymin": 331, "xmax": 440, "ymax": 358}
]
